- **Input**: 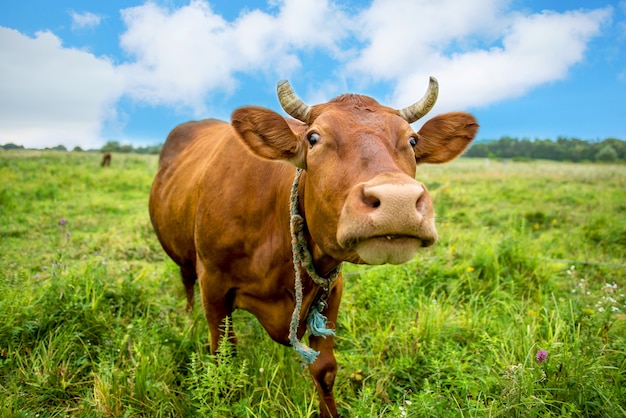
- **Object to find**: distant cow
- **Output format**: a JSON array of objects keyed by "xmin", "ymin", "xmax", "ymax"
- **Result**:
[
  {"xmin": 101, "ymin": 152, "xmax": 112, "ymax": 167},
  {"xmin": 149, "ymin": 78, "xmax": 478, "ymax": 417}
]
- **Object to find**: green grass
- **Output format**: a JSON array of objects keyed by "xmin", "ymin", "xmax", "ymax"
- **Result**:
[{"xmin": 1, "ymin": 151, "xmax": 625, "ymax": 417}]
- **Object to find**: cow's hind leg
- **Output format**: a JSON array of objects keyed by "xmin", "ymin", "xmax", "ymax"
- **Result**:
[{"xmin": 180, "ymin": 262, "xmax": 197, "ymax": 312}]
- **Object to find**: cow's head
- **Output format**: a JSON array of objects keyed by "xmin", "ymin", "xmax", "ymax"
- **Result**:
[{"xmin": 232, "ymin": 78, "xmax": 478, "ymax": 265}]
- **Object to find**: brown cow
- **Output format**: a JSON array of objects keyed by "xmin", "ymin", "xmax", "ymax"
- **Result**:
[
  {"xmin": 149, "ymin": 77, "xmax": 478, "ymax": 417},
  {"xmin": 101, "ymin": 152, "xmax": 112, "ymax": 167}
]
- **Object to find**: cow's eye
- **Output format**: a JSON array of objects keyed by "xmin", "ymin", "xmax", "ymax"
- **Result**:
[
  {"xmin": 307, "ymin": 132, "xmax": 320, "ymax": 147},
  {"xmin": 409, "ymin": 135, "xmax": 418, "ymax": 147}
]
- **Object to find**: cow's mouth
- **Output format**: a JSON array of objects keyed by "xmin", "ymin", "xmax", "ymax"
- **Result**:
[{"xmin": 350, "ymin": 234, "xmax": 435, "ymax": 265}]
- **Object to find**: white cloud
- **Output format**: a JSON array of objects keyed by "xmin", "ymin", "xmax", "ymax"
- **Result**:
[
  {"xmin": 345, "ymin": 0, "xmax": 611, "ymax": 116},
  {"xmin": 424, "ymin": 9, "xmax": 609, "ymax": 110},
  {"xmin": 117, "ymin": 0, "xmax": 351, "ymax": 114},
  {"xmin": 70, "ymin": 11, "xmax": 102, "ymax": 29},
  {"xmin": 347, "ymin": 0, "xmax": 508, "ymax": 82},
  {"xmin": 0, "ymin": 28, "xmax": 124, "ymax": 149}
]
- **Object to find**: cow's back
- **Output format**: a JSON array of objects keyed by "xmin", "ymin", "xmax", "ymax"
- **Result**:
[{"xmin": 157, "ymin": 119, "xmax": 223, "ymax": 170}]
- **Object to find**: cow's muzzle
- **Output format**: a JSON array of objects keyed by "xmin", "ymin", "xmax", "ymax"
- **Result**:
[{"xmin": 336, "ymin": 174, "xmax": 437, "ymax": 264}]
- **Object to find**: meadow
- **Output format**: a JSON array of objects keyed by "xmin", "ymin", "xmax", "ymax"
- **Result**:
[{"xmin": 1, "ymin": 150, "xmax": 625, "ymax": 417}]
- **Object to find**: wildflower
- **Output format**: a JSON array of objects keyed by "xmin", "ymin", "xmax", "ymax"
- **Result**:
[
  {"xmin": 349, "ymin": 369, "xmax": 363, "ymax": 381},
  {"xmin": 399, "ymin": 405, "xmax": 407, "ymax": 418},
  {"xmin": 535, "ymin": 349, "xmax": 548, "ymax": 364},
  {"xmin": 59, "ymin": 217, "xmax": 66, "ymax": 226},
  {"xmin": 466, "ymin": 266, "xmax": 475, "ymax": 272}
]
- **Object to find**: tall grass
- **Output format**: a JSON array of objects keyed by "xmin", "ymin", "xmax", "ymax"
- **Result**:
[{"xmin": 1, "ymin": 151, "xmax": 624, "ymax": 416}]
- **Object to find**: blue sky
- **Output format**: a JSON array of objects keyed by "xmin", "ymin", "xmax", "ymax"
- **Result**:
[{"xmin": 1, "ymin": 0, "xmax": 625, "ymax": 149}]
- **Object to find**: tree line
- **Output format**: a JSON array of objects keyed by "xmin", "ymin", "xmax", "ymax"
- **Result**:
[
  {"xmin": 464, "ymin": 137, "xmax": 626, "ymax": 162},
  {"xmin": 99, "ymin": 141, "xmax": 161, "ymax": 154},
  {"xmin": 0, "ymin": 141, "xmax": 162, "ymax": 155},
  {"xmin": 2, "ymin": 137, "xmax": 626, "ymax": 162}
]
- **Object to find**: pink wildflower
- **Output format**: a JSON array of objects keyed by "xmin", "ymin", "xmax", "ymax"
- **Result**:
[{"xmin": 536, "ymin": 349, "xmax": 548, "ymax": 364}]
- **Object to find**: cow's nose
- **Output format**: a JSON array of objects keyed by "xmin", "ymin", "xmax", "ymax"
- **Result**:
[{"xmin": 361, "ymin": 182, "xmax": 426, "ymax": 218}]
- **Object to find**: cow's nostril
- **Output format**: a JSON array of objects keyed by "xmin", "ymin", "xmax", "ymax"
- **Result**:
[
  {"xmin": 362, "ymin": 194, "xmax": 381, "ymax": 209},
  {"xmin": 416, "ymin": 194, "xmax": 428, "ymax": 213}
]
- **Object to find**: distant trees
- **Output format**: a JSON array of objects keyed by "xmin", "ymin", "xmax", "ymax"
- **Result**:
[
  {"xmin": 0, "ymin": 143, "xmax": 25, "ymax": 150},
  {"xmin": 99, "ymin": 141, "xmax": 161, "ymax": 154},
  {"xmin": 596, "ymin": 145, "xmax": 618, "ymax": 162},
  {"xmin": 0, "ymin": 141, "xmax": 162, "ymax": 154},
  {"xmin": 465, "ymin": 137, "xmax": 626, "ymax": 162}
]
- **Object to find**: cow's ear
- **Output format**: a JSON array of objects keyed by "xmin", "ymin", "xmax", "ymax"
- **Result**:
[
  {"xmin": 232, "ymin": 106, "xmax": 307, "ymax": 169},
  {"xmin": 414, "ymin": 112, "xmax": 479, "ymax": 164}
]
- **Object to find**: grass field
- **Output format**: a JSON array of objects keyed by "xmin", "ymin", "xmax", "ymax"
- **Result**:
[{"xmin": 1, "ymin": 150, "xmax": 625, "ymax": 417}]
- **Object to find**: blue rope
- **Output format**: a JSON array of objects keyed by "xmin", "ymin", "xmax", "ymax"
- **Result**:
[
  {"xmin": 288, "ymin": 168, "xmax": 342, "ymax": 363},
  {"xmin": 307, "ymin": 302, "xmax": 335, "ymax": 337}
]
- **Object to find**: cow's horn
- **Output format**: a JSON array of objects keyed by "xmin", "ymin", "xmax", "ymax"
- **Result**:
[
  {"xmin": 277, "ymin": 80, "xmax": 312, "ymax": 123},
  {"xmin": 398, "ymin": 76, "xmax": 439, "ymax": 123}
]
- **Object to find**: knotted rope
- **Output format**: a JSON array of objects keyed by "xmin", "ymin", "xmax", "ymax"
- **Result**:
[{"xmin": 289, "ymin": 168, "xmax": 342, "ymax": 364}]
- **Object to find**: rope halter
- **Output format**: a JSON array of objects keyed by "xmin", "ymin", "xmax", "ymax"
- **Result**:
[{"xmin": 288, "ymin": 168, "xmax": 342, "ymax": 363}]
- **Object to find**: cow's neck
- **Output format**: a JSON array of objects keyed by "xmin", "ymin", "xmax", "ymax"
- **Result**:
[{"xmin": 290, "ymin": 168, "xmax": 343, "ymax": 284}]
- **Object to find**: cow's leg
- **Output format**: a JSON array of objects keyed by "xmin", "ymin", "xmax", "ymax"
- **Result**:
[
  {"xmin": 308, "ymin": 278, "xmax": 343, "ymax": 418},
  {"xmin": 196, "ymin": 264, "xmax": 237, "ymax": 353},
  {"xmin": 180, "ymin": 262, "xmax": 197, "ymax": 312},
  {"xmin": 205, "ymin": 304, "xmax": 237, "ymax": 354}
]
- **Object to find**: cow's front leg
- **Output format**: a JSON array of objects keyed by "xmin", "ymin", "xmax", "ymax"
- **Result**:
[
  {"xmin": 309, "ymin": 335, "xmax": 338, "ymax": 418},
  {"xmin": 197, "ymin": 264, "xmax": 237, "ymax": 353},
  {"xmin": 308, "ymin": 277, "xmax": 343, "ymax": 418}
]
